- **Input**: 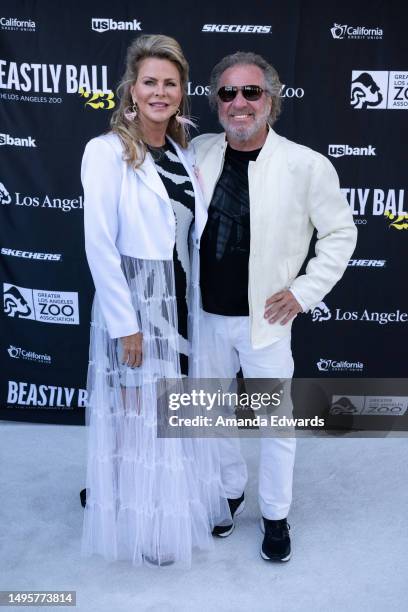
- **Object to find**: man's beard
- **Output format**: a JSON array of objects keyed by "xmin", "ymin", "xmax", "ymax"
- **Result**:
[{"xmin": 219, "ymin": 106, "xmax": 270, "ymax": 142}]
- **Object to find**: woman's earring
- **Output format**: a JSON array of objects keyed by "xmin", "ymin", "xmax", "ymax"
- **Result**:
[
  {"xmin": 174, "ymin": 108, "xmax": 197, "ymax": 129},
  {"xmin": 124, "ymin": 102, "xmax": 138, "ymax": 122}
]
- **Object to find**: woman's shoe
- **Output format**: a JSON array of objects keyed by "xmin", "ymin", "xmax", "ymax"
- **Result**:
[
  {"xmin": 143, "ymin": 554, "xmax": 175, "ymax": 567},
  {"xmin": 80, "ymin": 488, "xmax": 87, "ymax": 508}
]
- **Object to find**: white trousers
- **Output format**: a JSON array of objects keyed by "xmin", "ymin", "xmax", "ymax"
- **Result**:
[{"xmin": 200, "ymin": 311, "xmax": 296, "ymax": 520}]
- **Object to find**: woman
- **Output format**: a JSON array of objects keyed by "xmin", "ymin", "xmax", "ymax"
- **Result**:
[{"xmin": 81, "ymin": 34, "xmax": 229, "ymax": 568}]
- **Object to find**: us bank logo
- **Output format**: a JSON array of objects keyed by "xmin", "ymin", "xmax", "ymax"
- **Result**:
[
  {"xmin": 330, "ymin": 23, "xmax": 383, "ymax": 40},
  {"xmin": 91, "ymin": 18, "xmax": 142, "ymax": 32},
  {"xmin": 0, "ymin": 133, "xmax": 36, "ymax": 147},
  {"xmin": 328, "ymin": 144, "xmax": 376, "ymax": 158},
  {"xmin": 351, "ymin": 71, "xmax": 408, "ymax": 109}
]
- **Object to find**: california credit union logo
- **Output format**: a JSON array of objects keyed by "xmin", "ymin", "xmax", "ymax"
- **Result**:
[
  {"xmin": 330, "ymin": 23, "xmax": 383, "ymax": 40},
  {"xmin": 317, "ymin": 358, "xmax": 364, "ymax": 372},
  {"xmin": 0, "ymin": 17, "xmax": 36, "ymax": 32},
  {"xmin": 8, "ymin": 344, "xmax": 51, "ymax": 365}
]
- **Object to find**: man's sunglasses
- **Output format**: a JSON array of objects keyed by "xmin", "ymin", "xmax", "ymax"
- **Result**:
[{"xmin": 217, "ymin": 85, "xmax": 264, "ymax": 102}]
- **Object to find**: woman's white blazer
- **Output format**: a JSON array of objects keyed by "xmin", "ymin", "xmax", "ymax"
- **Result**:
[{"xmin": 81, "ymin": 132, "xmax": 207, "ymax": 339}]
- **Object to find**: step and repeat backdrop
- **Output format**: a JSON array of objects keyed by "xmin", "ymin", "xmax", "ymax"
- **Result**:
[{"xmin": 1, "ymin": 0, "xmax": 407, "ymax": 423}]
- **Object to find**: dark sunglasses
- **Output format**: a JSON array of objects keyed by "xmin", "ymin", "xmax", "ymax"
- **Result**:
[{"xmin": 217, "ymin": 85, "xmax": 264, "ymax": 102}]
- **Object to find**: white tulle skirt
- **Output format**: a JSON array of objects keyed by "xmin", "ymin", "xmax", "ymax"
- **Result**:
[{"xmin": 81, "ymin": 255, "xmax": 230, "ymax": 568}]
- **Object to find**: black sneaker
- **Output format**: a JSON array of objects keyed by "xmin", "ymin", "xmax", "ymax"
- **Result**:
[
  {"xmin": 260, "ymin": 517, "xmax": 291, "ymax": 562},
  {"xmin": 80, "ymin": 488, "xmax": 87, "ymax": 508},
  {"xmin": 212, "ymin": 492, "xmax": 245, "ymax": 537}
]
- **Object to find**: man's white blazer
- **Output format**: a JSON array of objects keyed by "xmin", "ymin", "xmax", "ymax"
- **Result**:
[{"xmin": 192, "ymin": 128, "xmax": 358, "ymax": 349}]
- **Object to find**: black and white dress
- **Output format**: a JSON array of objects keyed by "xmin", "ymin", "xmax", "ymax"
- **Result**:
[
  {"xmin": 81, "ymin": 137, "xmax": 230, "ymax": 569},
  {"xmin": 148, "ymin": 140, "xmax": 195, "ymax": 375}
]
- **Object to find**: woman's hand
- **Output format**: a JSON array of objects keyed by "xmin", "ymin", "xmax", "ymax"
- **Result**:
[{"xmin": 120, "ymin": 332, "xmax": 143, "ymax": 368}]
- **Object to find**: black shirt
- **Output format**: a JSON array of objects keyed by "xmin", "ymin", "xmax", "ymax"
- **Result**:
[{"xmin": 200, "ymin": 145, "xmax": 261, "ymax": 315}]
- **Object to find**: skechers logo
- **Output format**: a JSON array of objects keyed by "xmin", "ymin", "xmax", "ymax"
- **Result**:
[
  {"xmin": 1, "ymin": 248, "xmax": 61, "ymax": 261},
  {"xmin": 202, "ymin": 24, "xmax": 272, "ymax": 34},
  {"xmin": 348, "ymin": 259, "xmax": 386, "ymax": 267}
]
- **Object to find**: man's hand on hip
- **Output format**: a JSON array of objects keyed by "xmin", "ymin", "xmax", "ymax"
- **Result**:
[{"xmin": 264, "ymin": 290, "xmax": 303, "ymax": 325}]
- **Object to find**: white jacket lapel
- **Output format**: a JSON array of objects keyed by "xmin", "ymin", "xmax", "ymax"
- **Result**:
[
  {"xmin": 135, "ymin": 152, "xmax": 170, "ymax": 205},
  {"xmin": 195, "ymin": 133, "xmax": 227, "ymax": 207}
]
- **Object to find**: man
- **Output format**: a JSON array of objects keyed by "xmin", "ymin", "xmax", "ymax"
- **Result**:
[{"xmin": 192, "ymin": 52, "xmax": 357, "ymax": 562}]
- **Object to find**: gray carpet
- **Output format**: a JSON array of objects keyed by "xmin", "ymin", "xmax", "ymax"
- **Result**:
[{"xmin": 0, "ymin": 422, "xmax": 406, "ymax": 612}]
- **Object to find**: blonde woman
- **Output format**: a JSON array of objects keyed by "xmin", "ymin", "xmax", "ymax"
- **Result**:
[{"xmin": 80, "ymin": 35, "xmax": 229, "ymax": 568}]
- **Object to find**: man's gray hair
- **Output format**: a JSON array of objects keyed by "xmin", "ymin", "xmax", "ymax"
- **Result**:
[{"xmin": 208, "ymin": 51, "xmax": 283, "ymax": 126}]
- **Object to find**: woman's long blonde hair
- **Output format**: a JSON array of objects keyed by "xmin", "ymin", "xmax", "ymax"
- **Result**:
[{"xmin": 110, "ymin": 34, "xmax": 191, "ymax": 168}]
